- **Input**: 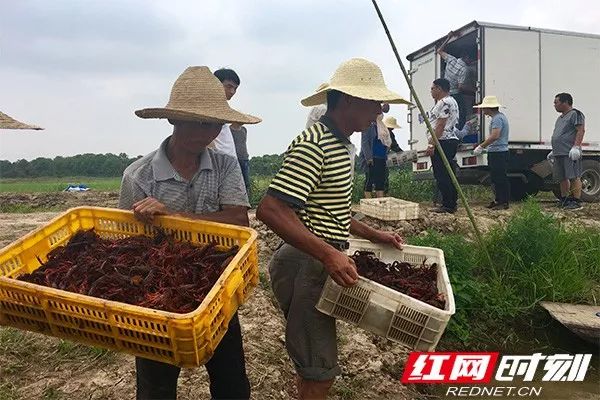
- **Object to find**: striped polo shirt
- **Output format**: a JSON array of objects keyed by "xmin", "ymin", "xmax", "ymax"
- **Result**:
[{"xmin": 268, "ymin": 116, "xmax": 353, "ymax": 242}]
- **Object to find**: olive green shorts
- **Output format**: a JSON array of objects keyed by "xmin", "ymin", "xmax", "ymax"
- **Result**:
[{"xmin": 268, "ymin": 243, "xmax": 341, "ymax": 381}]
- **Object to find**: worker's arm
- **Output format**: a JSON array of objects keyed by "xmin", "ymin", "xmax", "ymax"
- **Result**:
[
  {"xmin": 574, "ymin": 124, "xmax": 585, "ymax": 146},
  {"xmin": 479, "ymin": 128, "xmax": 501, "ymax": 148},
  {"xmin": 257, "ymin": 195, "xmax": 358, "ymax": 287},
  {"xmin": 436, "ymin": 32, "xmax": 453, "ymax": 58},
  {"xmin": 432, "ymin": 117, "xmax": 448, "ymax": 141},
  {"xmin": 131, "ymin": 198, "xmax": 249, "ymax": 227},
  {"xmin": 131, "ymin": 154, "xmax": 250, "ymax": 226},
  {"xmin": 350, "ymin": 218, "xmax": 404, "ymax": 249}
]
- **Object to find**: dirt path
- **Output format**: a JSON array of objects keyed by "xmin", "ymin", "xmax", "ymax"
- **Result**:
[{"xmin": 0, "ymin": 193, "xmax": 599, "ymax": 399}]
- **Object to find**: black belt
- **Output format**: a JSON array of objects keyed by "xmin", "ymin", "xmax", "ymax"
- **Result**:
[
  {"xmin": 275, "ymin": 240, "xmax": 349, "ymax": 252},
  {"xmin": 325, "ymin": 240, "xmax": 349, "ymax": 251}
]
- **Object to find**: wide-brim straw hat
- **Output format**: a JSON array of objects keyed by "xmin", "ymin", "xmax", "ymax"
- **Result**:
[
  {"xmin": 0, "ymin": 111, "xmax": 43, "ymax": 130},
  {"xmin": 383, "ymin": 116, "xmax": 401, "ymax": 129},
  {"xmin": 301, "ymin": 58, "xmax": 411, "ymax": 107},
  {"xmin": 135, "ymin": 66, "xmax": 261, "ymax": 124},
  {"xmin": 473, "ymin": 95, "xmax": 503, "ymax": 109}
]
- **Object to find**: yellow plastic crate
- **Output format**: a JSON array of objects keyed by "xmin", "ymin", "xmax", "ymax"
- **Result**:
[{"xmin": 0, "ymin": 207, "xmax": 258, "ymax": 368}]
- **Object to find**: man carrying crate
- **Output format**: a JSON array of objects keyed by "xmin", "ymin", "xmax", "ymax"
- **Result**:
[
  {"xmin": 257, "ymin": 58, "xmax": 406, "ymax": 399},
  {"xmin": 118, "ymin": 66, "xmax": 260, "ymax": 400}
]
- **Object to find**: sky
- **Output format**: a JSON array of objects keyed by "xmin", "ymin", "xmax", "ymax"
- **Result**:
[{"xmin": 1, "ymin": 0, "xmax": 599, "ymax": 162}]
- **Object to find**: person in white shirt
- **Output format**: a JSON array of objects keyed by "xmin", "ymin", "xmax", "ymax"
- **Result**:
[
  {"xmin": 426, "ymin": 78, "xmax": 460, "ymax": 213},
  {"xmin": 212, "ymin": 68, "xmax": 242, "ymax": 158}
]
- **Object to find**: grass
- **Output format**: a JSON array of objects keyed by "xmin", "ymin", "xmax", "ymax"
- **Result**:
[
  {"xmin": 0, "ymin": 177, "xmax": 121, "ymax": 193},
  {"xmin": 55, "ymin": 339, "xmax": 115, "ymax": 364},
  {"xmin": 408, "ymin": 200, "xmax": 600, "ymax": 347}
]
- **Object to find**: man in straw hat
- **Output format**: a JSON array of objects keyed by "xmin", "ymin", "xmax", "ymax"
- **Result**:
[
  {"xmin": 118, "ymin": 66, "xmax": 260, "ymax": 400},
  {"xmin": 257, "ymin": 58, "xmax": 408, "ymax": 399},
  {"xmin": 472, "ymin": 95, "xmax": 511, "ymax": 209}
]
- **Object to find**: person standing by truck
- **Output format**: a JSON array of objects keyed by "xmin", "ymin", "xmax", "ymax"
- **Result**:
[
  {"xmin": 426, "ymin": 78, "xmax": 460, "ymax": 213},
  {"xmin": 547, "ymin": 93, "xmax": 586, "ymax": 210},
  {"xmin": 437, "ymin": 32, "xmax": 474, "ymax": 130},
  {"xmin": 472, "ymin": 96, "xmax": 510, "ymax": 209}
]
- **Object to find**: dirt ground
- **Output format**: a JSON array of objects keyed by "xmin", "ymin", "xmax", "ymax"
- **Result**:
[{"xmin": 0, "ymin": 191, "xmax": 599, "ymax": 399}]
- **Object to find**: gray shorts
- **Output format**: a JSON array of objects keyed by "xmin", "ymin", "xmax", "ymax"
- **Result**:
[
  {"xmin": 268, "ymin": 243, "xmax": 340, "ymax": 381},
  {"xmin": 553, "ymin": 155, "xmax": 582, "ymax": 181}
]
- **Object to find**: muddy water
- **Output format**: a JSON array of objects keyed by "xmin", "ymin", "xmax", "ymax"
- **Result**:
[{"xmin": 428, "ymin": 320, "xmax": 599, "ymax": 400}]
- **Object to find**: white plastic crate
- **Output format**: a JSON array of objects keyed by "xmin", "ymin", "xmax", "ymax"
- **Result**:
[
  {"xmin": 359, "ymin": 197, "xmax": 419, "ymax": 221},
  {"xmin": 316, "ymin": 239, "xmax": 455, "ymax": 351},
  {"xmin": 387, "ymin": 150, "xmax": 417, "ymax": 167}
]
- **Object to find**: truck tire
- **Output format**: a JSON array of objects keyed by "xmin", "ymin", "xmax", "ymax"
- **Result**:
[
  {"xmin": 581, "ymin": 159, "xmax": 600, "ymax": 203},
  {"xmin": 510, "ymin": 174, "xmax": 541, "ymax": 201}
]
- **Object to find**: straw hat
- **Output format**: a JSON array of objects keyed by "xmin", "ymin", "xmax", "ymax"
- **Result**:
[
  {"xmin": 0, "ymin": 111, "xmax": 43, "ymax": 130},
  {"xmin": 473, "ymin": 95, "xmax": 503, "ymax": 109},
  {"xmin": 383, "ymin": 116, "xmax": 401, "ymax": 129},
  {"xmin": 301, "ymin": 58, "xmax": 411, "ymax": 107},
  {"xmin": 135, "ymin": 66, "xmax": 261, "ymax": 124}
]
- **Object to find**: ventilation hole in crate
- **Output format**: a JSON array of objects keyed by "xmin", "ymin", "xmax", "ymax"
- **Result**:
[
  {"xmin": 122, "ymin": 341, "xmax": 173, "ymax": 358},
  {"xmin": 117, "ymin": 328, "xmax": 171, "ymax": 345},
  {"xmin": 48, "ymin": 226, "xmax": 70, "ymax": 247},
  {"xmin": 0, "ymin": 257, "xmax": 23, "ymax": 278},
  {"xmin": 4, "ymin": 291, "xmax": 41, "ymax": 306},
  {"xmin": 56, "ymin": 326, "xmax": 116, "ymax": 345},
  {"xmin": 403, "ymin": 254, "xmax": 427, "ymax": 264},
  {"xmin": 5, "ymin": 315, "xmax": 50, "ymax": 331},
  {"xmin": 331, "ymin": 302, "xmax": 363, "ymax": 323},
  {"xmin": 391, "ymin": 315, "xmax": 426, "ymax": 337},
  {"xmin": 51, "ymin": 313, "xmax": 112, "ymax": 333},
  {"xmin": 387, "ymin": 328, "xmax": 419, "ymax": 347},
  {"xmin": 1, "ymin": 302, "xmax": 46, "ymax": 318},
  {"xmin": 395, "ymin": 305, "xmax": 429, "ymax": 325},
  {"xmin": 336, "ymin": 293, "xmax": 368, "ymax": 314}
]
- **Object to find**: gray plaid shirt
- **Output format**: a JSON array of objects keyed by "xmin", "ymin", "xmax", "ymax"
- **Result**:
[{"xmin": 119, "ymin": 137, "xmax": 249, "ymax": 213}]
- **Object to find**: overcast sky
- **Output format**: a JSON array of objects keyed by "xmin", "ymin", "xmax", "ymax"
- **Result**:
[{"xmin": 1, "ymin": 0, "xmax": 598, "ymax": 161}]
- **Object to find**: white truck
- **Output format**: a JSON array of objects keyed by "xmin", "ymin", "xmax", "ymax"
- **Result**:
[{"xmin": 407, "ymin": 21, "xmax": 600, "ymax": 202}]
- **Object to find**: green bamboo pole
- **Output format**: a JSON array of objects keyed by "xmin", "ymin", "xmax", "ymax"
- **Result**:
[{"xmin": 371, "ymin": 0, "xmax": 493, "ymax": 269}]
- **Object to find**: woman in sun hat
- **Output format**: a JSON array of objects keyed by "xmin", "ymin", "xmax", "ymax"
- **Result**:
[
  {"xmin": 472, "ymin": 95, "xmax": 511, "ymax": 209},
  {"xmin": 257, "ymin": 58, "xmax": 409, "ymax": 399},
  {"xmin": 0, "ymin": 111, "xmax": 43, "ymax": 130},
  {"xmin": 119, "ymin": 66, "xmax": 260, "ymax": 400}
]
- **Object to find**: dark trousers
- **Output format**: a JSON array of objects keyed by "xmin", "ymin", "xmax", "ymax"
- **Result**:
[
  {"xmin": 431, "ymin": 139, "xmax": 459, "ymax": 210},
  {"xmin": 238, "ymin": 159, "xmax": 250, "ymax": 194},
  {"xmin": 488, "ymin": 151, "xmax": 510, "ymax": 204},
  {"xmin": 136, "ymin": 313, "xmax": 250, "ymax": 400},
  {"xmin": 451, "ymin": 93, "xmax": 466, "ymax": 130}
]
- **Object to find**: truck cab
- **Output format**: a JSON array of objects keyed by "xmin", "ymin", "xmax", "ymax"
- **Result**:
[{"xmin": 407, "ymin": 21, "xmax": 600, "ymax": 202}]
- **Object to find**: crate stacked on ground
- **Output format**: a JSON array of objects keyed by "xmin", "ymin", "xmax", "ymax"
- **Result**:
[
  {"xmin": 386, "ymin": 149, "xmax": 418, "ymax": 168},
  {"xmin": 359, "ymin": 197, "xmax": 419, "ymax": 221},
  {"xmin": 316, "ymin": 239, "xmax": 454, "ymax": 351},
  {"xmin": 0, "ymin": 207, "xmax": 258, "ymax": 367}
]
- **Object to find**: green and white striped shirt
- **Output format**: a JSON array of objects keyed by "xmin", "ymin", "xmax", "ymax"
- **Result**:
[{"xmin": 268, "ymin": 116, "xmax": 353, "ymax": 242}]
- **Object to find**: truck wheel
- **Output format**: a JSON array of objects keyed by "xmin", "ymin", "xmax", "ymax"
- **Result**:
[
  {"xmin": 581, "ymin": 159, "xmax": 600, "ymax": 203},
  {"xmin": 510, "ymin": 174, "xmax": 541, "ymax": 202},
  {"xmin": 509, "ymin": 179, "xmax": 528, "ymax": 201}
]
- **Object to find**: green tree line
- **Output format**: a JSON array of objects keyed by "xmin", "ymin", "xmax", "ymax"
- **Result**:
[{"xmin": 0, "ymin": 153, "xmax": 286, "ymax": 178}]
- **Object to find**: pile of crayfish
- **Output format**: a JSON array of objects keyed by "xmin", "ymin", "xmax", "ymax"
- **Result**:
[
  {"xmin": 18, "ymin": 229, "xmax": 238, "ymax": 313},
  {"xmin": 351, "ymin": 251, "xmax": 446, "ymax": 310}
]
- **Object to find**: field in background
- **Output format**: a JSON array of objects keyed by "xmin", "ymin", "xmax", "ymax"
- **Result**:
[{"xmin": 0, "ymin": 177, "xmax": 122, "ymax": 193}]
